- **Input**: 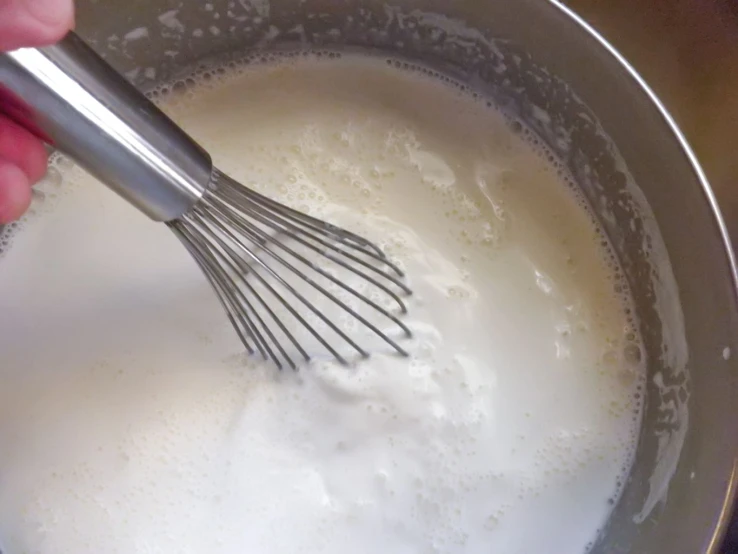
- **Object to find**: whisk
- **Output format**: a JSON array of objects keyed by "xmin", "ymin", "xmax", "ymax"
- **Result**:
[{"xmin": 0, "ymin": 32, "xmax": 412, "ymax": 369}]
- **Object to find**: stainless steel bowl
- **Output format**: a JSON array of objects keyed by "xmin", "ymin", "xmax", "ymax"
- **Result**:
[{"xmin": 5, "ymin": 0, "xmax": 738, "ymax": 551}]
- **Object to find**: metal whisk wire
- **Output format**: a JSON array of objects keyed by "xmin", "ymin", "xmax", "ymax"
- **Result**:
[{"xmin": 169, "ymin": 170, "xmax": 413, "ymax": 369}]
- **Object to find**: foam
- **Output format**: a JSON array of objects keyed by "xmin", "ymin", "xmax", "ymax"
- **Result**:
[
  {"xmin": 145, "ymin": 51, "xmax": 641, "ymax": 316},
  {"xmin": 0, "ymin": 52, "xmax": 644, "ymax": 553}
]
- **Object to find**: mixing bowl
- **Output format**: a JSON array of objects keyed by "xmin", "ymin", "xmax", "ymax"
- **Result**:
[{"xmin": 3, "ymin": 0, "xmax": 737, "ymax": 551}]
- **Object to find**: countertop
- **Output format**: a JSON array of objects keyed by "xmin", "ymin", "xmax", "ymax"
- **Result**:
[{"xmin": 564, "ymin": 1, "xmax": 738, "ymax": 551}]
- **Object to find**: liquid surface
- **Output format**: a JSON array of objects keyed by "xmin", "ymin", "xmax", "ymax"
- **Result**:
[{"xmin": 0, "ymin": 55, "xmax": 644, "ymax": 554}]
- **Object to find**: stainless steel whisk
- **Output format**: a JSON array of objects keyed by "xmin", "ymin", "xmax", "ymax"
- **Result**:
[{"xmin": 0, "ymin": 33, "xmax": 412, "ymax": 369}]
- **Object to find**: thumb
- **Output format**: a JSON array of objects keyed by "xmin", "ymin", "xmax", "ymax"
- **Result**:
[{"xmin": 0, "ymin": 0, "xmax": 75, "ymax": 52}]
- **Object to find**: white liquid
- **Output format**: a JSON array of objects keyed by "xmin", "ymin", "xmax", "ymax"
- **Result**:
[{"xmin": 0, "ymin": 55, "xmax": 644, "ymax": 554}]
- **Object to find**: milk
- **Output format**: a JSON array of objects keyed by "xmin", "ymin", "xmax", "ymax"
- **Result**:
[{"xmin": 0, "ymin": 54, "xmax": 644, "ymax": 554}]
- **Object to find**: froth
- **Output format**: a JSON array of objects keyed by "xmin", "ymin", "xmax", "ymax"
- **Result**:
[
  {"xmin": 0, "ymin": 52, "xmax": 644, "ymax": 554},
  {"xmin": 144, "ymin": 50, "xmax": 641, "ymax": 320}
]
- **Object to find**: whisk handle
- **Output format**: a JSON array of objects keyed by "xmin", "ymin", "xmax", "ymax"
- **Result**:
[{"xmin": 0, "ymin": 32, "xmax": 212, "ymax": 222}]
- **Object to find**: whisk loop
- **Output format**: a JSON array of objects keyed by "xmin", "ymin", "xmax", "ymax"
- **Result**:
[{"xmin": 169, "ymin": 170, "xmax": 413, "ymax": 369}]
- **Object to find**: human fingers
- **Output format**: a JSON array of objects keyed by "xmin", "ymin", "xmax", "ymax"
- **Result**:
[
  {"xmin": 0, "ymin": 158, "xmax": 32, "ymax": 224},
  {"xmin": 0, "ymin": 113, "xmax": 49, "ymax": 183},
  {"xmin": 0, "ymin": 0, "xmax": 75, "ymax": 52}
]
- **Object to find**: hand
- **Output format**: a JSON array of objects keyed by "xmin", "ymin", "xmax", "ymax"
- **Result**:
[{"xmin": 0, "ymin": 0, "xmax": 74, "ymax": 224}]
